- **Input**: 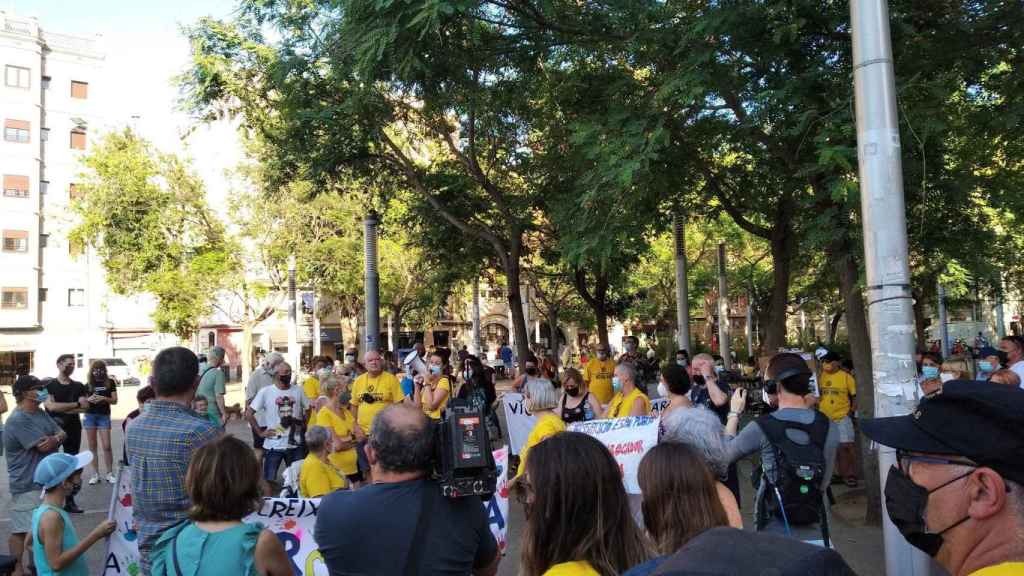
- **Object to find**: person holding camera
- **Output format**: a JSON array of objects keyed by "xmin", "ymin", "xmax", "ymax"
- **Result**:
[
  {"xmin": 415, "ymin": 352, "xmax": 452, "ymax": 421},
  {"xmin": 315, "ymin": 403, "xmax": 500, "ymax": 576},
  {"xmin": 351, "ymin": 350, "xmax": 405, "ymax": 483},
  {"xmin": 245, "ymin": 362, "xmax": 308, "ymax": 482}
]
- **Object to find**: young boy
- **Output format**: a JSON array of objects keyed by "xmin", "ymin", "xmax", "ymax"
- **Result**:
[
  {"xmin": 27, "ymin": 451, "xmax": 115, "ymax": 575},
  {"xmin": 192, "ymin": 397, "xmax": 219, "ymax": 426}
]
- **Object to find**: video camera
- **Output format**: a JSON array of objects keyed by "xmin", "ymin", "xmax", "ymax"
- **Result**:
[{"xmin": 432, "ymin": 398, "xmax": 498, "ymax": 500}]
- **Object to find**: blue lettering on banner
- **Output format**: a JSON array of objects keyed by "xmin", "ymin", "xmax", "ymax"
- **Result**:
[
  {"xmin": 486, "ymin": 496, "xmax": 505, "ymax": 532},
  {"xmin": 277, "ymin": 531, "xmax": 303, "ymax": 575}
]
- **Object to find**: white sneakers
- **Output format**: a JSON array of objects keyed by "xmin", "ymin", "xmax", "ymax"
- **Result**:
[
  {"xmin": 106, "ymin": 473, "xmax": 116, "ymax": 484},
  {"xmin": 88, "ymin": 473, "xmax": 117, "ymax": 485}
]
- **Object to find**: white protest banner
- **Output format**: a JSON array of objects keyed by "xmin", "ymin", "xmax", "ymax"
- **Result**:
[
  {"xmin": 502, "ymin": 392, "xmax": 537, "ymax": 455},
  {"xmin": 649, "ymin": 397, "xmax": 670, "ymax": 417},
  {"xmin": 484, "ymin": 446, "xmax": 510, "ymax": 553},
  {"xmin": 106, "ymin": 449, "xmax": 511, "ymax": 575},
  {"xmin": 567, "ymin": 416, "xmax": 659, "ymax": 494}
]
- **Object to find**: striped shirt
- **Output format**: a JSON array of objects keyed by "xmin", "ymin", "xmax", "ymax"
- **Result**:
[{"xmin": 125, "ymin": 399, "xmax": 221, "ymax": 573}]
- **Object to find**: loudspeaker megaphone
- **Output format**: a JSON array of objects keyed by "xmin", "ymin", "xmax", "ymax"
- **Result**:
[{"xmin": 403, "ymin": 349, "xmax": 430, "ymax": 379}]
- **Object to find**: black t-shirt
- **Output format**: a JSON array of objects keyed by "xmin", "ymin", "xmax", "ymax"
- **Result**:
[
  {"xmin": 85, "ymin": 378, "xmax": 117, "ymax": 416},
  {"xmin": 315, "ymin": 478, "xmax": 497, "ymax": 576},
  {"xmin": 45, "ymin": 378, "xmax": 88, "ymax": 429},
  {"xmin": 690, "ymin": 376, "xmax": 732, "ymax": 424}
]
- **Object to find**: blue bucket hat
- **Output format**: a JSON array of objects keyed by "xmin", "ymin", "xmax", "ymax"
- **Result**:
[{"xmin": 34, "ymin": 451, "xmax": 93, "ymax": 490}]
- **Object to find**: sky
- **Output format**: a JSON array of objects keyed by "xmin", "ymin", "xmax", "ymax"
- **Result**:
[{"xmin": 7, "ymin": 0, "xmax": 246, "ymax": 211}]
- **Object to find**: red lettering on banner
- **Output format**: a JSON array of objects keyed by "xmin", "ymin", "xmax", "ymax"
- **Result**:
[{"xmin": 607, "ymin": 440, "xmax": 644, "ymax": 456}]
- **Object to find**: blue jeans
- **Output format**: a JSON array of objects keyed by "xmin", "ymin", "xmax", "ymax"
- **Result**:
[{"xmin": 263, "ymin": 447, "xmax": 302, "ymax": 481}]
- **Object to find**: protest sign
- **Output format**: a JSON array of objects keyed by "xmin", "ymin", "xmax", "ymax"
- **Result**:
[
  {"xmin": 502, "ymin": 392, "xmax": 537, "ymax": 454},
  {"xmin": 106, "ymin": 451, "xmax": 511, "ymax": 575},
  {"xmin": 649, "ymin": 397, "xmax": 670, "ymax": 417},
  {"xmin": 568, "ymin": 416, "xmax": 659, "ymax": 494}
]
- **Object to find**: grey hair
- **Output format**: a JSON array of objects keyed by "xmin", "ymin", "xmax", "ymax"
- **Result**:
[
  {"xmin": 265, "ymin": 352, "xmax": 284, "ymax": 368},
  {"xmin": 305, "ymin": 425, "xmax": 331, "ymax": 452},
  {"xmin": 660, "ymin": 407, "xmax": 728, "ymax": 476},
  {"xmin": 320, "ymin": 375, "xmax": 340, "ymax": 397},
  {"xmin": 208, "ymin": 346, "xmax": 226, "ymax": 361},
  {"xmin": 370, "ymin": 404, "xmax": 435, "ymax": 473},
  {"xmin": 525, "ymin": 378, "xmax": 559, "ymax": 411},
  {"xmin": 615, "ymin": 361, "xmax": 637, "ymax": 383}
]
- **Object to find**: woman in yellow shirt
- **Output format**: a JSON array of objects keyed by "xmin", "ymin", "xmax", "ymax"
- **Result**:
[
  {"xmin": 315, "ymin": 374, "xmax": 363, "ymax": 488},
  {"xmin": 515, "ymin": 431, "xmax": 649, "ymax": 576},
  {"xmin": 604, "ymin": 362, "xmax": 651, "ymax": 419},
  {"xmin": 516, "ymin": 377, "xmax": 566, "ymax": 478},
  {"xmin": 299, "ymin": 425, "xmax": 346, "ymax": 498},
  {"xmin": 414, "ymin": 352, "xmax": 451, "ymax": 420}
]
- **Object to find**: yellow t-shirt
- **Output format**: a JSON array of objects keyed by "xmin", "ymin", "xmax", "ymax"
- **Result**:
[
  {"xmin": 583, "ymin": 358, "xmax": 616, "ymax": 404},
  {"xmin": 351, "ymin": 371, "xmax": 405, "ymax": 432},
  {"xmin": 315, "ymin": 407, "xmax": 360, "ymax": 475},
  {"xmin": 516, "ymin": 413, "xmax": 566, "ymax": 478},
  {"xmin": 971, "ymin": 563, "xmax": 1024, "ymax": 576},
  {"xmin": 543, "ymin": 561, "xmax": 600, "ymax": 576},
  {"xmin": 302, "ymin": 375, "xmax": 321, "ymax": 402},
  {"xmin": 606, "ymin": 387, "xmax": 651, "ymax": 419},
  {"xmin": 299, "ymin": 454, "xmax": 346, "ymax": 498},
  {"xmin": 421, "ymin": 376, "xmax": 452, "ymax": 420},
  {"xmin": 818, "ymin": 369, "xmax": 856, "ymax": 422}
]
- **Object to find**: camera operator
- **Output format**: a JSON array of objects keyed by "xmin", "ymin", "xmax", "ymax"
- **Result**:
[
  {"xmin": 689, "ymin": 353, "xmax": 741, "ymax": 504},
  {"xmin": 315, "ymin": 403, "xmax": 500, "ymax": 576}
]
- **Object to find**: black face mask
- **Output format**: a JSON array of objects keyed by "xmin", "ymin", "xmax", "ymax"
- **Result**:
[
  {"xmin": 525, "ymin": 367, "xmax": 538, "ymax": 377},
  {"xmin": 279, "ymin": 374, "xmax": 291, "ymax": 384},
  {"xmin": 884, "ymin": 465, "xmax": 974, "ymax": 557},
  {"xmin": 997, "ymin": 350, "xmax": 1009, "ymax": 366},
  {"xmin": 564, "ymin": 386, "xmax": 580, "ymax": 397},
  {"xmin": 692, "ymin": 374, "xmax": 706, "ymax": 387}
]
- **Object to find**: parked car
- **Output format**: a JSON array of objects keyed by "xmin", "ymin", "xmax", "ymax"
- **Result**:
[{"xmin": 93, "ymin": 357, "xmax": 140, "ymax": 387}]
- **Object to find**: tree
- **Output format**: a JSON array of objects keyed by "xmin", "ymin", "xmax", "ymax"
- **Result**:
[{"xmin": 70, "ymin": 130, "xmax": 233, "ymax": 339}]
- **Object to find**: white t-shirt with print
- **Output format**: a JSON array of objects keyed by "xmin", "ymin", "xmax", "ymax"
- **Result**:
[{"xmin": 251, "ymin": 384, "xmax": 308, "ymax": 451}]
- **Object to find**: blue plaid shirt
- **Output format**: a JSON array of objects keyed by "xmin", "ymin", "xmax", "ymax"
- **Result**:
[{"xmin": 125, "ymin": 399, "xmax": 221, "ymax": 573}]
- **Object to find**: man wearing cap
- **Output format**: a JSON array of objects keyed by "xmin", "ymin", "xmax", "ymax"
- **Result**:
[
  {"xmin": 976, "ymin": 346, "xmax": 1003, "ymax": 381},
  {"xmin": 27, "ymin": 451, "xmax": 115, "ymax": 575},
  {"xmin": 997, "ymin": 336, "xmax": 1024, "ymax": 388},
  {"xmin": 862, "ymin": 380, "xmax": 1024, "ymax": 575},
  {"xmin": 723, "ymin": 353, "xmax": 839, "ymax": 543},
  {"xmin": 817, "ymin": 350, "xmax": 859, "ymax": 487},
  {"xmin": 4, "ymin": 375, "xmax": 66, "ymax": 576}
]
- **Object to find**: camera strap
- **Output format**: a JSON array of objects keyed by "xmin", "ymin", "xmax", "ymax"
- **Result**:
[{"xmin": 403, "ymin": 479, "xmax": 436, "ymax": 574}]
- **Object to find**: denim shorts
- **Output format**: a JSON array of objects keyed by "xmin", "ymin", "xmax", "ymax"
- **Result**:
[{"xmin": 83, "ymin": 413, "xmax": 112, "ymax": 429}]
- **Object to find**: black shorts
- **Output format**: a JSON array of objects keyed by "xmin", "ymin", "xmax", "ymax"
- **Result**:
[{"xmin": 251, "ymin": 426, "xmax": 265, "ymax": 450}]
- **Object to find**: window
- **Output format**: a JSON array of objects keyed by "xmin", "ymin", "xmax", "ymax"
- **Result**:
[
  {"xmin": 1, "ymin": 288, "xmax": 28, "ymax": 310},
  {"xmin": 2, "ymin": 230, "xmax": 28, "ymax": 253},
  {"xmin": 3, "ymin": 175, "xmax": 29, "ymax": 198},
  {"xmin": 4, "ymin": 119, "xmax": 30, "ymax": 143},
  {"xmin": 70, "ymin": 128, "xmax": 86, "ymax": 150},
  {"xmin": 67, "ymin": 288, "xmax": 85, "ymax": 307},
  {"xmin": 4, "ymin": 65, "xmax": 30, "ymax": 89},
  {"xmin": 70, "ymin": 80, "xmax": 88, "ymax": 99}
]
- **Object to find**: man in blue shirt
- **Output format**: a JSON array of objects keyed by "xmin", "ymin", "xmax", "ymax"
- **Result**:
[{"xmin": 126, "ymin": 347, "xmax": 221, "ymax": 574}]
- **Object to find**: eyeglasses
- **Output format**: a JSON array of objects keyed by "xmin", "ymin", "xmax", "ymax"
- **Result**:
[{"xmin": 896, "ymin": 451, "xmax": 977, "ymax": 475}]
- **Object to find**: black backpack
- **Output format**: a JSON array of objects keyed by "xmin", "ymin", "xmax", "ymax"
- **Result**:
[{"xmin": 756, "ymin": 412, "xmax": 830, "ymax": 528}]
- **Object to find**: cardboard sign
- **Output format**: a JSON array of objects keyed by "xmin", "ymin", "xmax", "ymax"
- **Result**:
[
  {"xmin": 567, "ymin": 416, "xmax": 659, "ymax": 494},
  {"xmin": 501, "ymin": 392, "xmax": 538, "ymax": 455}
]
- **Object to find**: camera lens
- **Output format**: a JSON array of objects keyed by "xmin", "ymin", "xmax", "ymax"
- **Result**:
[{"xmin": 362, "ymin": 393, "xmax": 376, "ymax": 404}]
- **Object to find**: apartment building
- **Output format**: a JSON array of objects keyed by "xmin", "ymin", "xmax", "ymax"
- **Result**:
[{"xmin": 0, "ymin": 12, "xmax": 120, "ymax": 385}]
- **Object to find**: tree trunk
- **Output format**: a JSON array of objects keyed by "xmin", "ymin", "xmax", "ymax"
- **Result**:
[
  {"xmin": 829, "ymin": 310, "xmax": 844, "ymax": 345},
  {"xmin": 240, "ymin": 322, "xmax": 254, "ymax": 384},
  {"xmin": 763, "ymin": 226, "xmax": 794, "ymax": 353},
  {"xmin": 912, "ymin": 287, "xmax": 928, "ymax": 349},
  {"xmin": 548, "ymin": 311, "xmax": 560, "ymax": 377},
  {"xmin": 573, "ymin": 266, "xmax": 610, "ymax": 348},
  {"xmin": 390, "ymin": 306, "xmax": 403, "ymax": 358},
  {"xmin": 506, "ymin": 260, "xmax": 532, "ymax": 365},
  {"xmin": 834, "ymin": 239, "xmax": 882, "ymax": 526}
]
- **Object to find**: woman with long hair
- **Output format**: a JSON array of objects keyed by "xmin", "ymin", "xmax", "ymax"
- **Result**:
[
  {"xmin": 414, "ymin": 352, "xmax": 451, "ymax": 420},
  {"xmin": 83, "ymin": 360, "xmax": 118, "ymax": 484},
  {"xmin": 517, "ymin": 432, "xmax": 649, "ymax": 575},
  {"xmin": 622, "ymin": 442, "xmax": 731, "ymax": 575},
  {"xmin": 149, "ymin": 435, "xmax": 292, "ymax": 575}
]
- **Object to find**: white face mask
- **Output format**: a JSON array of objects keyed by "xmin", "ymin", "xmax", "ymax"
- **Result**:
[
  {"xmin": 657, "ymin": 382, "xmax": 669, "ymax": 398},
  {"xmin": 939, "ymin": 372, "xmax": 955, "ymax": 383}
]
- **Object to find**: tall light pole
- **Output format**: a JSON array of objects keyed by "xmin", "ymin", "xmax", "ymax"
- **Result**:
[
  {"xmin": 717, "ymin": 242, "xmax": 732, "ymax": 370},
  {"xmin": 673, "ymin": 212, "xmax": 691, "ymax": 353},
  {"xmin": 745, "ymin": 294, "xmax": 754, "ymax": 360},
  {"xmin": 937, "ymin": 280, "xmax": 950, "ymax": 358},
  {"xmin": 852, "ymin": 1, "xmax": 931, "ymax": 574},
  {"xmin": 995, "ymin": 275, "xmax": 1006, "ymax": 338},
  {"xmin": 287, "ymin": 255, "xmax": 299, "ymax": 371},
  {"xmin": 472, "ymin": 280, "xmax": 482, "ymax": 355},
  {"xmin": 312, "ymin": 289, "xmax": 321, "ymax": 357},
  {"xmin": 364, "ymin": 212, "xmax": 380, "ymax": 353}
]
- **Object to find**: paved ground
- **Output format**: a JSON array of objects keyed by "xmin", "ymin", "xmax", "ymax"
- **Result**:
[{"xmin": 0, "ymin": 380, "xmax": 886, "ymax": 575}]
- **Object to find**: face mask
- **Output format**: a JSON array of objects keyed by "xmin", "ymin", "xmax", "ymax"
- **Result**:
[
  {"xmin": 525, "ymin": 366, "xmax": 538, "ymax": 376},
  {"xmin": 565, "ymin": 386, "xmax": 580, "ymax": 397},
  {"xmin": 714, "ymin": 365, "xmax": 724, "ymax": 375},
  {"xmin": 624, "ymin": 343, "xmax": 636, "ymax": 353},
  {"xmin": 979, "ymin": 361, "xmax": 994, "ymax": 373},
  {"xmin": 612, "ymin": 376, "xmax": 623, "ymax": 393},
  {"xmin": 466, "ymin": 368, "xmax": 474, "ymax": 378},
  {"xmin": 345, "ymin": 355, "xmax": 356, "ymax": 364},
  {"xmin": 997, "ymin": 350, "xmax": 1009, "ymax": 365},
  {"xmin": 884, "ymin": 465, "xmax": 974, "ymax": 557},
  {"xmin": 430, "ymin": 365, "xmax": 442, "ymax": 376},
  {"xmin": 35, "ymin": 389, "xmax": 50, "ymax": 403},
  {"xmin": 692, "ymin": 374, "xmax": 706, "ymax": 387},
  {"xmin": 317, "ymin": 368, "xmax": 333, "ymax": 380},
  {"xmin": 596, "ymin": 352, "xmax": 607, "ymax": 360},
  {"xmin": 339, "ymin": 391, "xmax": 352, "ymax": 405},
  {"xmin": 921, "ymin": 365, "xmax": 940, "ymax": 379},
  {"xmin": 657, "ymin": 382, "xmax": 669, "ymax": 398},
  {"xmin": 939, "ymin": 372, "xmax": 955, "ymax": 383},
  {"xmin": 676, "ymin": 359, "xmax": 687, "ymax": 367},
  {"xmin": 278, "ymin": 374, "xmax": 291, "ymax": 384}
]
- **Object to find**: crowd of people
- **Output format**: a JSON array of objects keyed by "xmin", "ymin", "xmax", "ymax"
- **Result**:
[{"xmin": 1, "ymin": 331, "xmax": 1023, "ymax": 576}]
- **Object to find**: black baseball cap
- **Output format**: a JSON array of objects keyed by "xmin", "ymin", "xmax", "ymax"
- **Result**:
[
  {"xmin": 765, "ymin": 353, "xmax": 812, "ymax": 395},
  {"xmin": 654, "ymin": 527, "xmax": 857, "ymax": 575},
  {"xmin": 13, "ymin": 374, "xmax": 43, "ymax": 397},
  {"xmin": 861, "ymin": 380, "xmax": 1024, "ymax": 485}
]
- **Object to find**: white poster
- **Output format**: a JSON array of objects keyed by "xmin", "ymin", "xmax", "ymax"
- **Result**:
[
  {"xmin": 485, "ymin": 446, "xmax": 510, "ymax": 553},
  {"xmin": 649, "ymin": 397, "xmax": 670, "ymax": 417},
  {"xmin": 567, "ymin": 416, "xmax": 660, "ymax": 494},
  {"xmin": 501, "ymin": 392, "xmax": 537, "ymax": 455}
]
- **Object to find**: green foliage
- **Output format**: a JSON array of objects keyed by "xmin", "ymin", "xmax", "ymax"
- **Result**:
[{"xmin": 71, "ymin": 130, "xmax": 234, "ymax": 338}]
